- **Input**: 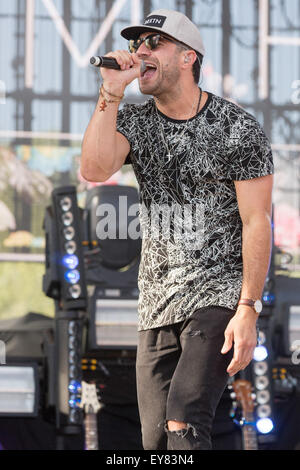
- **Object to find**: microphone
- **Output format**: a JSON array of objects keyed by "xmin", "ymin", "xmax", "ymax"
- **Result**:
[
  {"xmin": 90, "ymin": 56, "xmax": 147, "ymax": 74},
  {"xmin": 90, "ymin": 56, "xmax": 121, "ymax": 69}
]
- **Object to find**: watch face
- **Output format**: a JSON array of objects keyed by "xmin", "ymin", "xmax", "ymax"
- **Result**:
[{"xmin": 254, "ymin": 300, "xmax": 263, "ymax": 313}]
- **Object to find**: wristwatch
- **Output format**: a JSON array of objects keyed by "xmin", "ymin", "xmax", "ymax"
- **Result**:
[{"xmin": 238, "ymin": 298, "xmax": 263, "ymax": 314}]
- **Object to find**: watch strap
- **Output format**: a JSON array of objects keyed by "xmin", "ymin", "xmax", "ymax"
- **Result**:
[
  {"xmin": 238, "ymin": 299, "xmax": 255, "ymax": 307},
  {"xmin": 238, "ymin": 298, "xmax": 263, "ymax": 314}
]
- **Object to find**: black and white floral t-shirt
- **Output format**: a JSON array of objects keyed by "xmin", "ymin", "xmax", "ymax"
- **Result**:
[{"xmin": 116, "ymin": 92, "xmax": 274, "ymax": 331}]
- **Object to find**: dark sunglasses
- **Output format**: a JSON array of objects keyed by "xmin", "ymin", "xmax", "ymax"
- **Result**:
[{"xmin": 128, "ymin": 33, "xmax": 178, "ymax": 54}]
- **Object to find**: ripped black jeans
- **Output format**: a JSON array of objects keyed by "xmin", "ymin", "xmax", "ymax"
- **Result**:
[{"xmin": 135, "ymin": 306, "xmax": 235, "ymax": 450}]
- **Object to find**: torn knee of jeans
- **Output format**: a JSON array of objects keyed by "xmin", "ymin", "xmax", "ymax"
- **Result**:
[
  {"xmin": 164, "ymin": 420, "xmax": 198, "ymax": 439},
  {"xmin": 188, "ymin": 329, "xmax": 206, "ymax": 339}
]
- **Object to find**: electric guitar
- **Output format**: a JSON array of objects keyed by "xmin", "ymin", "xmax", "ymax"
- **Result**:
[
  {"xmin": 80, "ymin": 381, "xmax": 101, "ymax": 450},
  {"xmin": 232, "ymin": 379, "xmax": 258, "ymax": 450}
]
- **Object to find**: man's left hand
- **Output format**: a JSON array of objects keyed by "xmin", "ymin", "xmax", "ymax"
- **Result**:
[{"xmin": 221, "ymin": 306, "xmax": 258, "ymax": 377}]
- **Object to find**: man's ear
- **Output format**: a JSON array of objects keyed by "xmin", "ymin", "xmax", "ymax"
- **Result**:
[{"xmin": 182, "ymin": 50, "xmax": 197, "ymax": 67}]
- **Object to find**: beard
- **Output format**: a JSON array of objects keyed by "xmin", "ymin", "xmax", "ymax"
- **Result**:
[{"xmin": 138, "ymin": 56, "xmax": 182, "ymax": 97}]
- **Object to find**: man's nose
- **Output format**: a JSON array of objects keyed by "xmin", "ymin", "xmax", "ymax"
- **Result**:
[{"xmin": 136, "ymin": 41, "xmax": 151, "ymax": 57}]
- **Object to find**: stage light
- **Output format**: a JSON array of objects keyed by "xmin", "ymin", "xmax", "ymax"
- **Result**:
[
  {"xmin": 68, "ymin": 380, "xmax": 82, "ymax": 394},
  {"xmin": 0, "ymin": 364, "xmax": 38, "ymax": 416},
  {"xmin": 257, "ymin": 404, "xmax": 271, "ymax": 418},
  {"xmin": 62, "ymin": 254, "xmax": 79, "ymax": 270},
  {"xmin": 64, "ymin": 269, "xmax": 80, "ymax": 285},
  {"xmin": 60, "ymin": 197, "xmax": 72, "ymax": 212},
  {"xmin": 43, "ymin": 186, "xmax": 87, "ymax": 310},
  {"xmin": 66, "ymin": 318, "xmax": 83, "ymax": 425},
  {"xmin": 263, "ymin": 293, "xmax": 275, "ymax": 305},
  {"xmin": 68, "ymin": 395, "xmax": 81, "ymax": 409},
  {"xmin": 258, "ymin": 330, "xmax": 266, "ymax": 345},
  {"xmin": 62, "ymin": 212, "xmax": 74, "ymax": 226},
  {"xmin": 256, "ymin": 390, "xmax": 270, "ymax": 405},
  {"xmin": 84, "ymin": 185, "xmax": 142, "ymax": 350},
  {"xmin": 69, "ymin": 285, "xmax": 81, "ymax": 299},
  {"xmin": 69, "ymin": 365, "xmax": 77, "ymax": 379},
  {"xmin": 255, "ymin": 376, "xmax": 269, "ymax": 390},
  {"xmin": 65, "ymin": 241, "xmax": 77, "ymax": 254},
  {"xmin": 251, "ymin": 321, "xmax": 276, "ymax": 440},
  {"xmin": 63, "ymin": 226, "xmax": 75, "ymax": 240},
  {"xmin": 253, "ymin": 345, "xmax": 268, "ymax": 361},
  {"xmin": 256, "ymin": 418, "xmax": 274, "ymax": 434},
  {"xmin": 89, "ymin": 295, "xmax": 139, "ymax": 349},
  {"xmin": 68, "ymin": 321, "xmax": 79, "ymax": 335},
  {"xmin": 68, "ymin": 336, "xmax": 77, "ymax": 350},
  {"xmin": 253, "ymin": 361, "xmax": 268, "ymax": 375},
  {"xmin": 43, "ymin": 187, "xmax": 88, "ymax": 433},
  {"xmin": 69, "ymin": 350, "xmax": 77, "ymax": 364}
]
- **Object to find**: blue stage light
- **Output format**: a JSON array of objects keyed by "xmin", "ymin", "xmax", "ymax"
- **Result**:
[
  {"xmin": 68, "ymin": 380, "xmax": 82, "ymax": 394},
  {"xmin": 64, "ymin": 269, "xmax": 80, "ymax": 284},
  {"xmin": 263, "ymin": 293, "xmax": 275, "ymax": 305},
  {"xmin": 253, "ymin": 345, "xmax": 268, "ymax": 361},
  {"xmin": 68, "ymin": 395, "xmax": 81, "ymax": 409},
  {"xmin": 256, "ymin": 417, "xmax": 274, "ymax": 434},
  {"xmin": 62, "ymin": 254, "xmax": 79, "ymax": 270}
]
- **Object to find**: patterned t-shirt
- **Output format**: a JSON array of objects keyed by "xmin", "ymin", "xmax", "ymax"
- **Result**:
[{"xmin": 116, "ymin": 92, "xmax": 274, "ymax": 331}]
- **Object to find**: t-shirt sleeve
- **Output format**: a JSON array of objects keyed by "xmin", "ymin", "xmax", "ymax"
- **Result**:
[
  {"xmin": 226, "ymin": 114, "xmax": 274, "ymax": 181},
  {"xmin": 116, "ymin": 103, "xmax": 139, "ymax": 166}
]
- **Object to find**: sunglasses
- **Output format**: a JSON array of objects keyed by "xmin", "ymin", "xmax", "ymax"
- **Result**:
[{"xmin": 128, "ymin": 33, "xmax": 178, "ymax": 54}]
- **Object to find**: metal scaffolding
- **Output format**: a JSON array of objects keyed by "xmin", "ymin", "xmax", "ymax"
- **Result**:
[{"xmin": 0, "ymin": 0, "xmax": 299, "ymax": 264}]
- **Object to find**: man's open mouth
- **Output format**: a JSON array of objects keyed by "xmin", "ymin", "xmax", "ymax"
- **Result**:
[{"xmin": 141, "ymin": 62, "xmax": 157, "ymax": 80}]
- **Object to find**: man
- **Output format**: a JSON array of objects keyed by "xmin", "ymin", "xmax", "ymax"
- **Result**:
[{"xmin": 81, "ymin": 9, "xmax": 274, "ymax": 450}]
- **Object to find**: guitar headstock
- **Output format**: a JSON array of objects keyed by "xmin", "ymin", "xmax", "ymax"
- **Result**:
[
  {"xmin": 80, "ymin": 381, "xmax": 101, "ymax": 414},
  {"xmin": 232, "ymin": 379, "xmax": 254, "ymax": 414}
]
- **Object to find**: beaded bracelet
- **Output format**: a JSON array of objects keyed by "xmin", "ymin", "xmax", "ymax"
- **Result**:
[{"xmin": 98, "ymin": 84, "xmax": 124, "ymax": 112}]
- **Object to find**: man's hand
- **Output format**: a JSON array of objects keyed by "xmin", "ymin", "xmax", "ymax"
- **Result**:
[
  {"xmin": 100, "ymin": 51, "xmax": 142, "ymax": 91},
  {"xmin": 221, "ymin": 306, "xmax": 258, "ymax": 377}
]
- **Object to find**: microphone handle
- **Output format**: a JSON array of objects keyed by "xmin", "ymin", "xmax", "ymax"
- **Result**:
[{"xmin": 90, "ymin": 56, "xmax": 120, "ymax": 70}]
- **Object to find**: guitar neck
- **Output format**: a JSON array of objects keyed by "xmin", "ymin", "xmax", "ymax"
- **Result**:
[
  {"xmin": 84, "ymin": 412, "xmax": 98, "ymax": 450},
  {"xmin": 242, "ymin": 412, "xmax": 258, "ymax": 450}
]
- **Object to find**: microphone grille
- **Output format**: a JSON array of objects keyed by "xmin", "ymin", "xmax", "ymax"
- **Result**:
[{"xmin": 90, "ymin": 56, "xmax": 101, "ymax": 66}]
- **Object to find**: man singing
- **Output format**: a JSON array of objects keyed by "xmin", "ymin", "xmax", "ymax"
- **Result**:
[{"xmin": 81, "ymin": 9, "xmax": 274, "ymax": 450}]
